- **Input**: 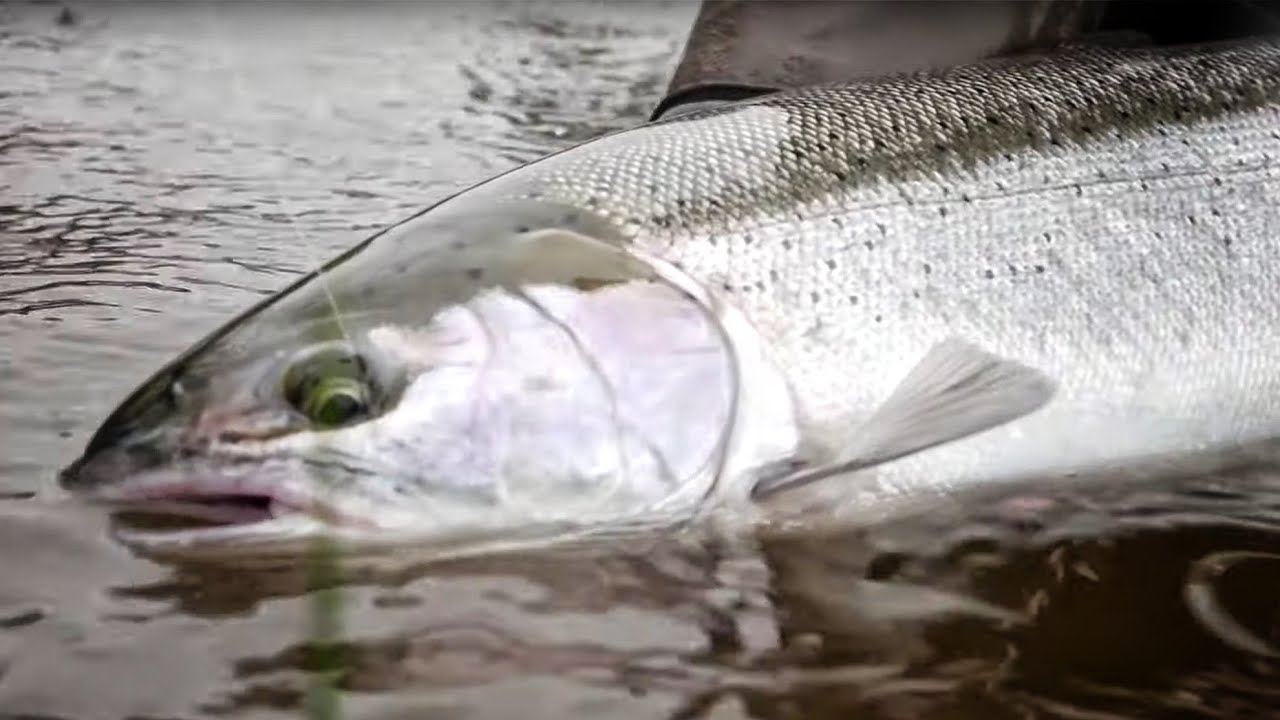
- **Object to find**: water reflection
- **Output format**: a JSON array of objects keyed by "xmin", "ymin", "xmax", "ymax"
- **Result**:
[
  {"xmin": 91, "ymin": 535, "xmax": 754, "ymax": 717},
  {"xmin": 5, "ymin": 467, "xmax": 1280, "ymax": 717},
  {"xmin": 451, "ymin": 4, "xmax": 681, "ymax": 167},
  {"xmin": 89, "ymin": 458, "xmax": 1280, "ymax": 719},
  {"xmin": 755, "ymin": 462, "xmax": 1280, "ymax": 718}
]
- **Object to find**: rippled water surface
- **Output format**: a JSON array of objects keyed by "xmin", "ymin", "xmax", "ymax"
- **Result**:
[{"xmin": 3, "ymin": 3, "xmax": 1280, "ymax": 719}]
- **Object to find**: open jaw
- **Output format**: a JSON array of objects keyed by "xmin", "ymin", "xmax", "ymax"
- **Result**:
[
  {"xmin": 70, "ymin": 462, "xmax": 642, "ymax": 562},
  {"xmin": 79, "ymin": 466, "xmax": 379, "ymax": 557}
]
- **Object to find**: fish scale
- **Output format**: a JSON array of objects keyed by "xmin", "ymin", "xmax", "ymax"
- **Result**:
[{"xmin": 468, "ymin": 38, "xmax": 1280, "ymax": 504}]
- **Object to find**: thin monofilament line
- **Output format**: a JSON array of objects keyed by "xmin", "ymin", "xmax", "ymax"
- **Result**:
[
  {"xmin": 279, "ymin": 216, "xmax": 352, "ymax": 346},
  {"xmin": 196, "ymin": 11, "xmax": 362, "ymax": 720},
  {"xmin": 315, "ymin": 265, "xmax": 353, "ymax": 345}
]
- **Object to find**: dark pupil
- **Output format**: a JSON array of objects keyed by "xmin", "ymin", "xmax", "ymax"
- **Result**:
[
  {"xmin": 284, "ymin": 343, "xmax": 374, "ymax": 428},
  {"xmin": 315, "ymin": 390, "xmax": 364, "ymax": 426}
]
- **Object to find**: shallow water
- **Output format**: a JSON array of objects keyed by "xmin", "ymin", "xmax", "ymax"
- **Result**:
[{"xmin": 2, "ymin": 3, "xmax": 1279, "ymax": 719}]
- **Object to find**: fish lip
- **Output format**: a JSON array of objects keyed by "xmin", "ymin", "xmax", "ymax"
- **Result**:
[
  {"xmin": 60, "ymin": 446, "xmax": 379, "ymax": 537},
  {"xmin": 108, "ymin": 513, "xmax": 341, "ymax": 560},
  {"xmin": 90, "ymin": 475, "xmax": 310, "ymax": 517},
  {"xmin": 62, "ymin": 448, "xmax": 417, "ymax": 560}
]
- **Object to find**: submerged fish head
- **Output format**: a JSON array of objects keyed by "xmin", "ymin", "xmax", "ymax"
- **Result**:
[{"xmin": 59, "ymin": 199, "xmax": 751, "ymax": 557}]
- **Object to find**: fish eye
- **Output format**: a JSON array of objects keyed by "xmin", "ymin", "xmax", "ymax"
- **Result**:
[{"xmin": 283, "ymin": 342, "xmax": 375, "ymax": 428}]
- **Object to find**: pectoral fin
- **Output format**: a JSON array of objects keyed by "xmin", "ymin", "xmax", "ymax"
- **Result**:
[{"xmin": 751, "ymin": 339, "xmax": 1056, "ymax": 500}]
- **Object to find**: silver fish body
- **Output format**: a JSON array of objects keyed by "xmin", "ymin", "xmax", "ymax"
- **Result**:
[
  {"xmin": 477, "ymin": 37, "xmax": 1280, "ymax": 509},
  {"xmin": 62, "ymin": 37, "xmax": 1280, "ymax": 553}
]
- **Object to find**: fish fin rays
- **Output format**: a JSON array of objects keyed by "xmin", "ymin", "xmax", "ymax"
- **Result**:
[{"xmin": 751, "ymin": 338, "xmax": 1056, "ymax": 500}]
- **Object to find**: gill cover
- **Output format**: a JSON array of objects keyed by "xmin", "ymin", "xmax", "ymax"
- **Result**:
[{"xmin": 60, "ymin": 190, "xmax": 748, "ymax": 551}]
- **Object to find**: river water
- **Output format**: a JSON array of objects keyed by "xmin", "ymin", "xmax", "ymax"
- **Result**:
[{"xmin": 2, "ymin": 3, "xmax": 1279, "ymax": 719}]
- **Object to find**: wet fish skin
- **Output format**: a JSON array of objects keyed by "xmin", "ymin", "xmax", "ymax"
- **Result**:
[
  {"xmin": 480, "ymin": 36, "xmax": 1280, "ymax": 509},
  {"xmin": 61, "ymin": 37, "xmax": 1280, "ymax": 551}
]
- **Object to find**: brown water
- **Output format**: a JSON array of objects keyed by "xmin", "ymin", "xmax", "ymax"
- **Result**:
[{"xmin": 3, "ymin": 3, "xmax": 1280, "ymax": 719}]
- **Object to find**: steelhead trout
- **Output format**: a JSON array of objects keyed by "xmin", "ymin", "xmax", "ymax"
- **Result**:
[{"xmin": 60, "ymin": 37, "xmax": 1280, "ymax": 557}]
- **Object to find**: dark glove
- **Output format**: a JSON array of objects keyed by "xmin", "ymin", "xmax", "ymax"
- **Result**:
[
  {"xmin": 652, "ymin": 0, "xmax": 1280, "ymax": 121},
  {"xmin": 652, "ymin": 0, "xmax": 1107, "ymax": 120}
]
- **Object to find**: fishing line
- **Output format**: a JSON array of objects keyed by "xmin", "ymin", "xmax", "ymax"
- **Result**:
[{"xmin": 197, "ymin": 13, "xmax": 364, "ymax": 720}]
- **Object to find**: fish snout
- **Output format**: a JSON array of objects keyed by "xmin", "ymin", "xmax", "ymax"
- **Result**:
[{"xmin": 59, "ymin": 439, "xmax": 171, "ymax": 496}]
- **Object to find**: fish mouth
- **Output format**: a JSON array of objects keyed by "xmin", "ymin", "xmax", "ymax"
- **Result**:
[
  {"xmin": 59, "ymin": 449, "xmax": 363, "ymax": 556},
  {"xmin": 60, "ymin": 458, "xmax": 614, "ymax": 563},
  {"xmin": 104, "ymin": 480, "xmax": 312, "ymax": 531},
  {"xmin": 114, "ymin": 492, "xmax": 280, "ymax": 528}
]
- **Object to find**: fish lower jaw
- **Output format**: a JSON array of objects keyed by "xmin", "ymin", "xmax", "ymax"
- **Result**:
[
  {"xmin": 101, "ymin": 493, "xmax": 411, "ymax": 560},
  {"xmin": 72, "ymin": 462, "xmax": 393, "ymax": 551}
]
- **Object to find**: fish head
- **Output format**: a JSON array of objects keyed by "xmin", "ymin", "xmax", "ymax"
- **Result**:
[{"xmin": 58, "ymin": 198, "xmax": 753, "ymax": 558}]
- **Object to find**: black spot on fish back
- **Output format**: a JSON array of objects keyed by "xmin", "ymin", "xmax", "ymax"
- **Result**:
[{"xmin": 745, "ymin": 38, "xmax": 1280, "ymax": 214}]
